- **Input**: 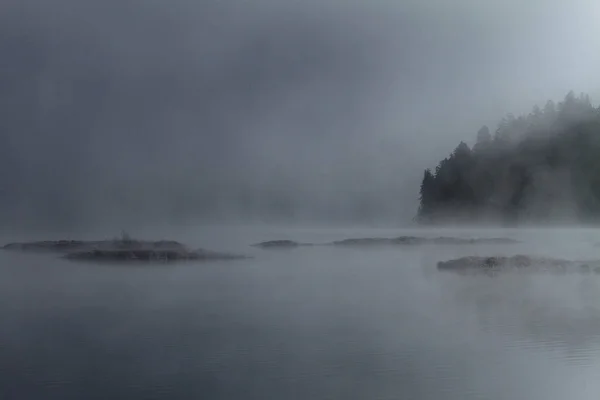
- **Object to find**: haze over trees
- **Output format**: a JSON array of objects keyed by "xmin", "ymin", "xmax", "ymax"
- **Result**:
[
  {"xmin": 1, "ymin": 0, "xmax": 599, "ymax": 230},
  {"xmin": 417, "ymin": 91, "xmax": 600, "ymax": 224}
]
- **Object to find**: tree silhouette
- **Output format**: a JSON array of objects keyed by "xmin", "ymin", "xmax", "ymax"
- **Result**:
[{"xmin": 416, "ymin": 91, "xmax": 600, "ymax": 224}]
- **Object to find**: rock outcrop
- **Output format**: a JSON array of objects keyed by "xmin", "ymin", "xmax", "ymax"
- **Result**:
[
  {"xmin": 429, "ymin": 237, "xmax": 519, "ymax": 245},
  {"xmin": 2, "ymin": 238, "xmax": 187, "ymax": 254},
  {"xmin": 331, "ymin": 238, "xmax": 399, "ymax": 246},
  {"xmin": 333, "ymin": 236, "xmax": 519, "ymax": 246},
  {"xmin": 3, "ymin": 240, "xmax": 98, "ymax": 253},
  {"xmin": 251, "ymin": 240, "xmax": 309, "ymax": 249},
  {"xmin": 254, "ymin": 236, "xmax": 519, "ymax": 249},
  {"xmin": 64, "ymin": 248, "xmax": 248, "ymax": 263},
  {"xmin": 3, "ymin": 234, "xmax": 248, "ymax": 263},
  {"xmin": 437, "ymin": 255, "xmax": 600, "ymax": 273}
]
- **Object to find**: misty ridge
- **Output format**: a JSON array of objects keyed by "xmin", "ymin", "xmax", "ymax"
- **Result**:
[{"xmin": 0, "ymin": 0, "xmax": 599, "ymax": 231}]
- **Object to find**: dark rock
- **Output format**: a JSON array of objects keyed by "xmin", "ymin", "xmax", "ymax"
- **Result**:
[
  {"xmin": 3, "ymin": 234, "xmax": 249, "ymax": 263},
  {"xmin": 332, "ymin": 236, "xmax": 518, "ymax": 247},
  {"xmin": 431, "ymin": 237, "xmax": 520, "ymax": 245},
  {"xmin": 437, "ymin": 255, "xmax": 600, "ymax": 273},
  {"xmin": 64, "ymin": 248, "xmax": 248, "ymax": 263},
  {"xmin": 2, "ymin": 238, "xmax": 188, "ymax": 254},
  {"xmin": 391, "ymin": 236, "xmax": 429, "ymax": 245},
  {"xmin": 332, "ymin": 238, "xmax": 396, "ymax": 246},
  {"xmin": 252, "ymin": 240, "xmax": 304, "ymax": 249},
  {"xmin": 253, "ymin": 236, "xmax": 519, "ymax": 249},
  {"xmin": 3, "ymin": 240, "xmax": 93, "ymax": 253}
]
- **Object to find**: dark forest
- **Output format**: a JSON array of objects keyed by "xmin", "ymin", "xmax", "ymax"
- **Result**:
[{"xmin": 417, "ymin": 91, "xmax": 600, "ymax": 224}]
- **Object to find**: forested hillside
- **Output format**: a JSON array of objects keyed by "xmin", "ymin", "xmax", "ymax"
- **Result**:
[{"xmin": 417, "ymin": 91, "xmax": 600, "ymax": 224}]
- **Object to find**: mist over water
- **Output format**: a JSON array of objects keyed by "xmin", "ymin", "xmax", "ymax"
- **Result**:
[
  {"xmin": 2, "ymin": 226, "xmax": 600, "ymax": 399},
  {"xmin": 3, "ymin": 0, "xmax": 600, "ymax": 398}
]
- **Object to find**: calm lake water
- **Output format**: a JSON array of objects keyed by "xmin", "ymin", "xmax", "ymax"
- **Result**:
[{"xmin": 2, "ymin": 226, "xmax": 600, "ymax": 399}]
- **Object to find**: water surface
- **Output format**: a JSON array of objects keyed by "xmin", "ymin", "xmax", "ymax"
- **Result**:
[{"xmin": 1, "ymin": 226, "xmax": 600, "ymax": 399}]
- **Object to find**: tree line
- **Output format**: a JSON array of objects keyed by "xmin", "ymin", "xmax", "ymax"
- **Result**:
[{"xmin": 417, "ymin": 91, "xmax": 600, "ymax": 224}]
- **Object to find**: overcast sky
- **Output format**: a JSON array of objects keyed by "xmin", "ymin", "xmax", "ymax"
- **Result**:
[{"xmin": 1, "ymin": 0, "xmax": 599, "ymax": 229}]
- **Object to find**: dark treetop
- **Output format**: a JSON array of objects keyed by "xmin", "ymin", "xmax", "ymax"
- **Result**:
[{"xmin": 417, "ymin": 91, "xmax": 600, "ymax": 224}]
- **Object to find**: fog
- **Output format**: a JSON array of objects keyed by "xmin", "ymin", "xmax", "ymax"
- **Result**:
[
  {"xmin": 1, "ymin": 0, "xmax": 599, "ymax": 230},
  {"xmin": 3, "ymin": 226, "xmax": 600, "ymax": 399}
]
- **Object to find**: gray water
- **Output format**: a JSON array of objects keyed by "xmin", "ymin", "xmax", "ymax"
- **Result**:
[{"xmin": 2, "ymin": 226, "xmax": 600, "ymax": 399}]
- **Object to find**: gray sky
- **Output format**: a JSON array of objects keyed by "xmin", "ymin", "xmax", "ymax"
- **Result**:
[{"xmin": 1, "ymin": 0, "xmax": 599, "ymax": 229}]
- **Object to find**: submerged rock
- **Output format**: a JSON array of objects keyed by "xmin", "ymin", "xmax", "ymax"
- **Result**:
[{"xmin": 437, "ymin": 255, "xmax": 600, "ymax": 273}]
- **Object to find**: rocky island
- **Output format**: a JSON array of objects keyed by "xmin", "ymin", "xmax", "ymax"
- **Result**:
[
  {"xmin": 251, "ymin": 240, "xmax": 310, "ymax": 249},
  {"xmin": 252, "ymin": 236, "xmax": 519, "ymax": 249},
  {"xmin": 2, "ymin": 233, "xmax": 248, "ymax": 263},
  {"xmin": 437, "ymin": 255, "xmax": 600, "ymax": 274}
]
